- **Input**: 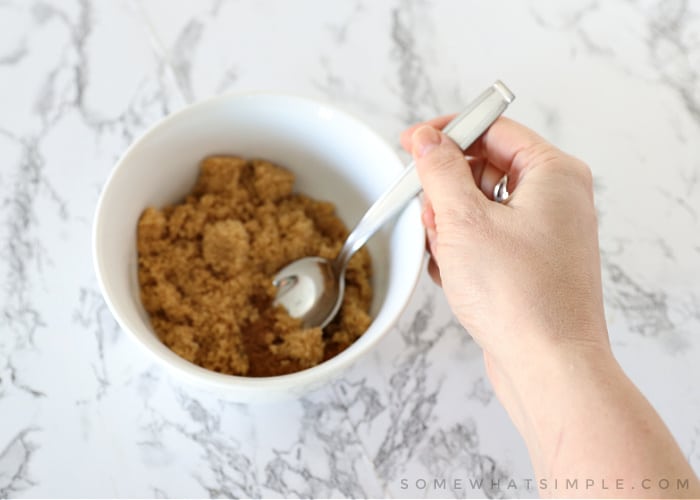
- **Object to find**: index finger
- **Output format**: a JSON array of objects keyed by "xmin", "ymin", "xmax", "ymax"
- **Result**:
[{"xmin": 401, "ymin": 115, "xmax": 548, "ymax": 181}]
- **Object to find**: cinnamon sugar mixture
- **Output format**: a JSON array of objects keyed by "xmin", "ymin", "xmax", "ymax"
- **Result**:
[{"xmin": 136, "ymin": 156, "xmax": 372, "ymax": 376}]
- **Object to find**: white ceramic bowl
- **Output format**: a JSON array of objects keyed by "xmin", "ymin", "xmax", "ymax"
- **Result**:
[{"xmin": 93, "ymin": 93, "xmax": 424, "ymax": 402}]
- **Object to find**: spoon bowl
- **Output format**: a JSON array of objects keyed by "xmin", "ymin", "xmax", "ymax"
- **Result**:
[{"xmin": 273, "ymin": 256, "xmax": 343, "ymax": 329}]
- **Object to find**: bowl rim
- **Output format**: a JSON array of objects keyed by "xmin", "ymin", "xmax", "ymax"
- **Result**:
[{"xmin": 92, "ymin": 90, "xmax": 425, "ymax": 394}]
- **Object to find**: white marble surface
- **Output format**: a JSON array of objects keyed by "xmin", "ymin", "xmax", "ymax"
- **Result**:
[{"xmin": 1, "ymin": 0, "xmax": 699, "ymax": 497}]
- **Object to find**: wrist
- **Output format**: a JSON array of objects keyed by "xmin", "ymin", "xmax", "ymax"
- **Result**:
[
  {"xmin": 486, "ymin": 336, "xmax": 617, "ymax": 469},
  {"xmin": 512, "ymin": 336, "xmax": 615, "ymax": 405},
  {"xmin": 489, "ymin": 339, "xmax": 700, "ymax": 499}
]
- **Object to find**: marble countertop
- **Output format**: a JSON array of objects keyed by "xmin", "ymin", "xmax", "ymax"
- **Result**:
[{"xmin": 1, "ymin": 0, "xmax": 699, "ymax": 498}]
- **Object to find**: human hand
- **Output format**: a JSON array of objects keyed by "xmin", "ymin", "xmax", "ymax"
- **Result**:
[
  {"xmin": 400, "ymin": 116, "xmax": 700, "ymax": 499},
  {"xmin": 402, "ymin": 114, "xmax": 610, "ymax": 486},
  {"xmin": 400, "ymin": 116, "xmax": 611, "ymax": 402}
]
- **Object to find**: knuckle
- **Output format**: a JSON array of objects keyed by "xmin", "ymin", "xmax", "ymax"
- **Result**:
[
  {"xmin": 577, "ymin": 161, "xmax": 595, "ymax": 191},
  {"xmin": 513, "ymin": 141, "xmax": 562, "ymax": 172},
  {"xmin": 565, "ymin": 157, "xmax": 595, "ymax": 199},
  {"xmin": 515, "ymin": 142, "xmax": 597, "ymax": 196}
]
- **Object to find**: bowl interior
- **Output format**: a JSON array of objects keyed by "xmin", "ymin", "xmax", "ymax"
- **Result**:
[{"xmin": 94, "ymin": 93, "xmax": 424, "ymax": 395}]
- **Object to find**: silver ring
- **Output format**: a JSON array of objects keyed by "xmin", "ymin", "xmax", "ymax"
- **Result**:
[{"xmin": 494, "ymin": 174, "xmax": 510, "ymax": 203}]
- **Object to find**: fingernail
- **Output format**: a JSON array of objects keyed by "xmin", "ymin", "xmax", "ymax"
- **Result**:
[
  {"xmin": 421, "ymin": 203, "xmax": 436, "ymax": 230},
  {"xmin": 412, "ymin": 126, "xmax": 442, "ymax": 158},
  {"xmin": 426, "ymin": 226, "xmax": 438, "ymax": 256}
]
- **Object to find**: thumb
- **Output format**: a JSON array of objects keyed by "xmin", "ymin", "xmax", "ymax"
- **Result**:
[{"xmin": 411, "ymin": 125, "xmax": 482, "ymax": 216}]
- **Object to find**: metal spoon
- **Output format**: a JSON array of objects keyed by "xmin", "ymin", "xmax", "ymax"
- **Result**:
[{"xmin": 273, "ymin": 81, "xmax": 515, "ymax": 328}]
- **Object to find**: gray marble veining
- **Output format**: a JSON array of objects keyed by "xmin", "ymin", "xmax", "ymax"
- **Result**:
[{"xmin": 1, "ymin": 0, "xmax": 699, "ymax": 498}]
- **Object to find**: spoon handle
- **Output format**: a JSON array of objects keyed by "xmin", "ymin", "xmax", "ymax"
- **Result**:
[{"xmin": 333, "ymin": 80, "xmax": 515, "ymax": 274}]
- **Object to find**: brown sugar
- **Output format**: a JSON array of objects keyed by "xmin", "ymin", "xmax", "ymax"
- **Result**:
[{"xmin": 136, "ymin": 156, "xmax": 372, "ymax": 376}]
